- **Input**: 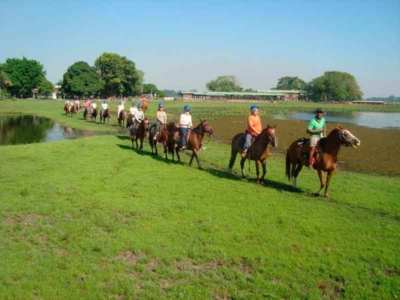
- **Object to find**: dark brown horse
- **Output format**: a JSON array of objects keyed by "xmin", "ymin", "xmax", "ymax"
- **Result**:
[
  {"xmin": 149, "ymin": 122, "xmax": 178, "ymax": 158},
  {"xmin": 100, "ymin": 108, "xmax": 110, "ymax": 124},
  {"xmin": 118, "ymin": 110, "xmax": 127, "ymax": 127},
  {"xmin": 130, "ymin": 118, "xmax": 149, "ymax": 151},
  {"xmin": 126, "ymin": 114, "xmax": 134, "ymax": 128},
  {"xmin": 83, "ymin": 106, "xmax": 89, "ymax": 120},
  {"xmin": 63, "ymin": 103, "xmax": 69, "ymax": 114},
  {"xmin": 228, "ymin": 125, "xmax": 278, "ymax": 185},
  {"xmin": 90, "ymin": 108, "xmax": 98, "ymax": 122},
  {"xmin": 170, "ymin": 120, "xmax": 213, "ymax": 168},
  {"xmin": 286, "ymin": 125, "xmax": 361, "ymax": 198}
]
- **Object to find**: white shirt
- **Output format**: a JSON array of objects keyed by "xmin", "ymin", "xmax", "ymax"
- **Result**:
[
  {"xmin": 135, "ymin": 110, "xmax": 144, "ymax": 122},
  {"xmin": 118, "ymin": 104, "xmax": 124, "ymax": 111},
  {"xmin": 129, "ymin": 107, "xmax": 138, "ymax": 115},
  {"xmin": 101, "ymin": 103, "xmax": 108, "ymax": 110},
  {"xmin": 180, "ymin": 113, "xmax": 192, "ymax": 128}
]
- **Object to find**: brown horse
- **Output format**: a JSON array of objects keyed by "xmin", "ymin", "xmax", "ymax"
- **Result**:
[
  {"xmin": 130, "ymin": 118, "xmax": 149, "ymax": 151},
  {"xmin": 149, "ymin": 122, "xmax": 178, "ymax": 158},
  {"xmin": 90, "ymin": 108, "xmax": 98, "ymax": 122},
  {"xmin": 141, "ymin": 99, "xmax": 148, "ymax": 111},
  {"xmin": 100, "ymin": 108, "xmax": 111, "ymax": 124},
  {"xmin": 118, "ymin": 110, "xmax": 127, "ymax": 127},
  {"xmin": 228, "ymin": 125, "xmax": 278, "ymax": 185},
  {"xmin": 170, "ymin": 120, "xmax": 213, "ymax": 168},
  {"xmin": 286, "ymin": 125, "xmax": 361, "ymax": 198},
  {"xmin": 63, "ymin": 103, "xmax": 69, "ymax": 114},
  {"xmin": 68, "ymin": 104, "xmax": 78, "ymax": 117},
  {"xmin": 83, "ymin": 106, "xmax": 89, "ymax": 120}
]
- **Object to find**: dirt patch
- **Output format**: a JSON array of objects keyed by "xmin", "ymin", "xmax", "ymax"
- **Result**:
[
  {"xmin": 3, "ymin": 214, "xmax": 43, "ymax": 229},
  {"xmin": 173, "ymin": 260, "xmax": 220, "ymax": 276},
  {"xmin": 117, "ymin": 251, "xmax": 146, "ymax": 265},
  {"xmin": 54, "ymin": 248, "xmax": 68, "ymax": 256},
  {"xmin": 145, "ymin": 259, "xmax": 159, "ymax": 272},
  {"xmin": 317, "ymin": 280, "xmax": 345, "ymax": 299}
]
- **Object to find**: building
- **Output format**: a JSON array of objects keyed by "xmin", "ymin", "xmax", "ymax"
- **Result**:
[{"xmin": 179, "ymin": 90, "xmax": 304, "ymax": 101}]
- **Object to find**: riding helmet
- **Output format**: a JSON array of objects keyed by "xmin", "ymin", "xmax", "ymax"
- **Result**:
[
  {"xmin": 316, "ymin": 108, "xmax": 324, "ymax": 114},
  {"xmin": 158, "ymin": 103, "xmax": 164, "ymax": 108},
  {"xmin": 138, "ymin": 104, "xmax": 143, "ymax": 108},
  {"xmin": 184, "ymin": 105, "xmax": 190, "ymax": 111},
  {"xmin": 132, "ymin": 101, "xmax": 136, "ymax": 105},
  {"xmin": 250, "ymin": 104, "xmax": 259, "ymax": 112},
  {"xmin": 103, "ymin": 100, "xmax": 107, "ymax": 104}
]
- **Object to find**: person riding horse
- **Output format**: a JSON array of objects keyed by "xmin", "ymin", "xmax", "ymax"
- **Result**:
[
  {"xmin": 131, "ymin": 103, "xmax": 145, "ymax": 134},
  {"xmin": 117, "ymin": 99, "xmax": 125, "ymax": 119},
  {"xmin": 242, "ymin": 104, "xmax": 262, "ymax": 158},
  {"xmin": 307, "ymin": 108, "xmax": 326, "ymax": 170},
  {"xmin": 179, "ymin": 105, "xmax": 193, "ymax": 150},
  {"xmin": 154, "ymin": 103, "xmax": 167, "ymax": 141},
  {"xmin": 100, "ymin": 100, "xmax": 109, "ymax": 118}
]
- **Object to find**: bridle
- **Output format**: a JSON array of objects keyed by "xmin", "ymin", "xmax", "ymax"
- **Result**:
[{"xmin": 338, "ymin": 129, "xmax": 358, "ymax": 146}]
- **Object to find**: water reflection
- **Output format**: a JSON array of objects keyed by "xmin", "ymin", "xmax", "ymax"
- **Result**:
[
  {"xmin": 281, "ymin": 112, "xmax": 400, "ymax": 129},
  {"xmin": 0, "ymin": 115, "xmax": 123, "ymax": 146}
]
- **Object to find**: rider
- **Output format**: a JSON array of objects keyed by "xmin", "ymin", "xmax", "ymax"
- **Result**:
[
  {"xmin": 129, "ymin": 101, "xmax": 138, "ymax": 117},
  {"xmin": 307, "ymin": 108, "xmax": 326, "ymax": 170},
  {"xmin": 154, "ymin": 103, "xmax": 167, "ymax": 140},
  {"xmin": 83, "ymin": 99, "xmax": 91, "ymax": 112},
  {"xmin": 90, "ymin": 100, "xmax": 97, "ymax": 114},
  {"xmin": 117, "ymin": 99, "xmax": 125, "ymax": 119},
  {"xmin": 101, "ymin": 100, "xmax": 108, "ymax": 117},
  {"xmin": 132, "ymin": 103, "xmax": 145, "ymax": 133},
  {"xmin": 242, "ymin": 104, "xmax": 262, "ymax": 158},
  {"xmin": 179, "ymin": 105, "xmax": 193, "ymax": 150}
]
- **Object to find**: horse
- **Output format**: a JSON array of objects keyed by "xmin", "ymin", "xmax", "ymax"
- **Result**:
[
  {"xmin": 83, "ymin": 106, "xmax": 89, "ymax": 120},
  {"xmin": 68, "ymin": 104, "xmax": 78, "ymax": 117},
  {"xmin": 228, "ymin": 125, "xmax": 278, "ymax": 185},
  {"xmin": 118, "ymin": 110, "xmax": 127, "ymax": 127},
  {"xmin": 169, "ymin": 120, "xmax": 213, "ymax": 168},
  {"xmin": 100, "ymin": 108, "xmax": 111, "ymax": 124},
  {"xmin": 126, "ymin": 114, "xmax": 134, "ymax": 128},
  {"xmin": 130, "ymin": 118, "xmax": 149, "ymax": 151},
  {"xmin": 63, "ymin": 103, "xmax": 69, "ymax": 114},
  {"xmin": 285, "ymin": 125, "xmax": 361, "ymax": 198},
  {"xmin": 149, "ymin": 121, "xmax": 178, "ymax": 158},
  {"xmin": 90, "ymin": 108, "xmax": 98, "ymax": 123}
]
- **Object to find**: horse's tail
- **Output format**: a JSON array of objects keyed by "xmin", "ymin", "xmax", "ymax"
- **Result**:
[{"xmin": 285, "ymin": 150, "xmax": 291, "ymax": 181}]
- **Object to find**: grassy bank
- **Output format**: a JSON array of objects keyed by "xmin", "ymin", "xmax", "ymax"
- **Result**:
[{"xmin": 1, "ymin": 134, "xmax": 399, "ymax": 299}]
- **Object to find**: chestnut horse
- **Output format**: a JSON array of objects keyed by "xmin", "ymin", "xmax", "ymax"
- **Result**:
[
  {"xmin": 118, "ymin": 110, "xmax": 127, "ymax": 127},
  {"xmin": 149, "ymin": 121, "xmax": 178, "ymax": 158},
  {"xmin": 141, "ymin": 99, "xmax": 148, "ymax": 111},
  {"xmin": 228, "ymin": 125, "xmax": 278, "ymax": 185},
  {"xmin": 169, "ymin": 120, "xmax": 213, "ymax": 168},
  {"xmin": 68, "ymin": 104, "xmax": 78, "ymax": 117},
  {"xmin": 130, "ymin": 118, "xmax": 149, "ymax": 151},
  {"xmin": 100, "ymin": 108, "xmax": 111, "ymax": 124},
  {"xmin": 90, "ymin": 108, "xmax": 98, "ymax": 122},
  {"xmin": 286, "ymin": 125, "xmax": 361, "ymax": 198},
  {"xmin": 63, "ymin": 103, "xmax": 69, "ymax": 114}
]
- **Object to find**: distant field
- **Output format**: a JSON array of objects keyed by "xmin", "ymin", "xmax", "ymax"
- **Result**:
[{"xmin": 0, "ymin": 99, "xmax": 399, "ymax": 299}]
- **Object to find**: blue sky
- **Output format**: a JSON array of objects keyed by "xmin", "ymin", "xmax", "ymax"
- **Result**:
[{"xmin": 0, "ymin": 0, "xmax": 399, "ymax": 97}]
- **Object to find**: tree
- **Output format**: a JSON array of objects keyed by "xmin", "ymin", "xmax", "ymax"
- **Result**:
[
  {"xmin": 244, "ymin": 88, "xmax": 255, "ymax": 92},
  {"xmin": 1, "ymin": 57, "xmax": 47, "ymax": 98},
  {"xmin": 306, "ymin": 71, "xmax": 363, "ymax": 101},
  {"xmin": 143, "ymin": 83, "xmax": 165, "ymax": 98},
  {"xmin": 206, "ymin": 75, "xmax": 243, "ymax": 92},
  {"xmin": 62, "ymin": 61, "xmax": 102, "ymax": 98},
  {"xmin": 38, "ymin": 78, "xmax": 53, "ymax": 97},
  {"xmin": 95, "ymin": 53, "xmax": 141, "ymax": 97},
  {"xmin": 275, "ymin": 76, "xmax": 307, "ymax": 90},
  {"xmin": 0, "ymin": 64, "xmax": 12, "ymax": 97}
]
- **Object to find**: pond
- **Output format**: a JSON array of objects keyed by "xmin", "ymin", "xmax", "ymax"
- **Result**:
[
  {"xmin": 0, "ymin": 115, "xmax": 121, "ymax": 146},
  {"xmin": 274, "ymin": 111, "xmax": 400, "ymax": 129}
]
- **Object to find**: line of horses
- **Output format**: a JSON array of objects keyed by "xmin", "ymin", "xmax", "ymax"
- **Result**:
[{"xmin": 63, "ymin": 103, "xmax": 361, "ymax": 198}]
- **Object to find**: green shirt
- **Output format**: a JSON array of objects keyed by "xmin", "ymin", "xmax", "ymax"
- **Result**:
[{"xmin": 307, "ymin": 117, "xmax": 326, "ymax": 137}]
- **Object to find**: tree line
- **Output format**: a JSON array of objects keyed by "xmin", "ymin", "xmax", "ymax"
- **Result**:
[
  {"xmin": 0, "ymin": 54, "xmax": 365, "ymax": 101},
  {"xmin": 206, "ymin": 73, "xmax": 364, "ymax": 101}
]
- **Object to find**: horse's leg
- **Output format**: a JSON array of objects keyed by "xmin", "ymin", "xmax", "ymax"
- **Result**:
[
  {"xmin": 255, "ymin": 160, "xmax": 261, "ymax": 185},
  {"xmin": 260, "ymin": 159, "xmax": 267, "ymax": 184},
  {"xmin": 323, "ymin": 170, "xmax": 335, "ymax": 199},
  {"xmin": 291, "ymin": 160, "xmax": 303, "ymax": 190},
  {"xmin": 240, "ymin": 157, "xmax": 246, "ymax": 178},
  {"xmin": 228, "ymin": 150, "xmax": 238, "ymax": 175},
  {"xmin": 189, "ymin": 150, "xmax": 201, "ymax": 168},
  {"xmin": 314, "ymin": 169, "xmax": 325, "ymax": 196},
  {"xmin": 175, "ymin": 146, "xmax": 180, "ymax": 161}
]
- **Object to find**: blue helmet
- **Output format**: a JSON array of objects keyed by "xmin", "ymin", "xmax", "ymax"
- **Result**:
[
  {"xmin": 250, "ymin": 104, "xmax": 258, "ymax": 112},
  {"xmin": 103, "ymin": 100, "xmax": 107, "ymax": 104},
  {"xmin": 138, "ymin": 103, "xmax": 143, "ymax": 108},
  {"xmin": 184, "ymin": 105, "xmax": 190, "ymax": 111},
  {"xmin": 132, "ymin": 101, "xmax": 136, "ymax": 106},
  {"xmin": 158, "ymin": 103, "xmax": 164, "ymax": 108}
]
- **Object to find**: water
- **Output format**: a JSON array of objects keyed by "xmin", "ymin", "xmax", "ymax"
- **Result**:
[
  {"xmin": 0, "ymin": 115, "xmax": 120, "ymax": 146},
  {"xmin": 276, "ymin": 112, "xmax": 400, "ymax": 129}
]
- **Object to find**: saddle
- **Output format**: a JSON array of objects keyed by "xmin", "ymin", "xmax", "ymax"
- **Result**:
[
  {"xmin": 296, "ymin": 137, "xmax": 326, "ymax": 158},
  {"xmin": 236, "ymin": 132, "xmax": 256, "ymax": 149}
]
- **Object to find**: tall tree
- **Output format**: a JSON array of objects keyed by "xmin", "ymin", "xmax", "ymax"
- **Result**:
[
  {"xmin": 95, "ymin": 53, "xmax": 141, "ymax": 97},
  {"xmin": 206, "ymin": 75, "xmax": 243, "ymax": 92},
  {"xmin": 275, "ymin": 76, "xmax": 306, "ymax": 90},
  {"xmin": 142, "ymin": 83, "xmax": 165, "ymax": 97},
  {"xmin": 2, "ymin": 57, "xmax": 47, "ymax": 98},
  {"xmin": 38, "ymin": 78, "xmax": 53, "ymax": 96},
  {"xmin": 62, "ymin": 61, "xmax": 102, "ymax": 97},
  {"xmin": 306, "ymin": 71, "xmax": 363, "ymax": 101},
  {"xmin": 0, "ymin": 64, "xmax": 12, "ymax": 97}
]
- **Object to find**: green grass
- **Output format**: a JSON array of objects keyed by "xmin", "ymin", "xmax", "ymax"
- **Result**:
[{"xmin": 0, "ymin": 99, "xmax": 399, "ymax": 299}]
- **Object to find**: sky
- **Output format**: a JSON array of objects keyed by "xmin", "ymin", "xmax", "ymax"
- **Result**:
[{"xmin": 0, "ymin": 0, "xmax": 399, "ymax": 98}]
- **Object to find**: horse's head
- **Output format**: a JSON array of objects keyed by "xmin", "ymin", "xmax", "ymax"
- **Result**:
[
  {"xmin": 260, "ymin": 124, "xmax": 278, "ymax": 147},
  {"xmin": 200, "ymin": 120, "xmax": 214, "ymax": 135},
  {"xmin": 336, "ymin": 125, "xmax": 361, "ymax": 148}
]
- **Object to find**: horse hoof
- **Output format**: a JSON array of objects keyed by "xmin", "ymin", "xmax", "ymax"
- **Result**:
[{"xmin": 313, "ymin": 193, "xmax": 320, "ymax": 197}]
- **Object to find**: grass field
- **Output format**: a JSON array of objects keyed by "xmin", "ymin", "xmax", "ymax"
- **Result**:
[{"xmin": 0, "ymin": 99, "xmax": 399, "ymax": 299}]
